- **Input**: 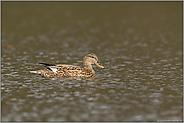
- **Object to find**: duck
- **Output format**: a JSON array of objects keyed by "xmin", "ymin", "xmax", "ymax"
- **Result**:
[{"xmin": 30, "ymin": 53, "xmax": 104, "ymax": 78}]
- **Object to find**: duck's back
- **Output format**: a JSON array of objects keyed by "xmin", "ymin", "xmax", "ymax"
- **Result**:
[{"xmin": 55, "ymin": 64, "xmax": 83, "ymax": 71}]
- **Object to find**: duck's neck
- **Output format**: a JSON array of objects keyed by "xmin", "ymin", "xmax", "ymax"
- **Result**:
[{"xmin": 83, "ymin": 61, "xmax": 95, "ymax": 74}]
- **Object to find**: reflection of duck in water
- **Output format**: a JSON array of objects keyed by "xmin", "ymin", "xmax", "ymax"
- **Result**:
[{"xmin": 30, "ymin": 53, "xmax": 104, "ymax": 78}]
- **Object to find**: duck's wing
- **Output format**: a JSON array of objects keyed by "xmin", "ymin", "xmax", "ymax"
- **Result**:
[
  {"xmin": 39, "ymin": 63, "xmax": 82, "ymax": 73},
  {"xmin": 39, "ymin": 63, "xmax": 56, "ymax": 66}
]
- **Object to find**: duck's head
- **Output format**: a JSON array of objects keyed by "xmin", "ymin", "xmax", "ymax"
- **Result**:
[{"xmin": 83, "ymin": 53, "xmax": 104, "ymax": 68}]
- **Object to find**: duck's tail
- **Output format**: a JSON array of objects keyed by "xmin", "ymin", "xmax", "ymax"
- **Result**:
[
  {"xmin": 30, "ymin": 63, "xmax": 55, "ymax": 74},
  {"xmin": 29, "ymin": 70, "xmax": 41, "ymax": 74}
]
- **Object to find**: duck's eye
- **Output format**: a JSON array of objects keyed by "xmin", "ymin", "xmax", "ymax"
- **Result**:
[{"xmin": 91, "ymin": 56, "xmax": 95, "ymax": 59}]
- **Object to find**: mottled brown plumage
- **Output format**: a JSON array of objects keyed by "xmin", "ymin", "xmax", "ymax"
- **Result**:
[{"xmin": 30, "ymin": 53, "xmax": 104, "ymax": 78}]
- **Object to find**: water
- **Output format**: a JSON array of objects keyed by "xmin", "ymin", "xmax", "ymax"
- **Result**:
[{"xmin": 1, "ymin": 1, "xmax": 183, "ymax": 122}]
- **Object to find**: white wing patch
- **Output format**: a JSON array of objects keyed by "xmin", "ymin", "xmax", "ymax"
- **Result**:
[{"xmin": 50, "ymin": 67, "xmax": 58, "ymax": 73}]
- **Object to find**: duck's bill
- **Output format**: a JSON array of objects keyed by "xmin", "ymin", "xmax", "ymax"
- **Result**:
[{"xmin": 95, "ymin": 62, "xmax": 105, "ymax": 68}]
